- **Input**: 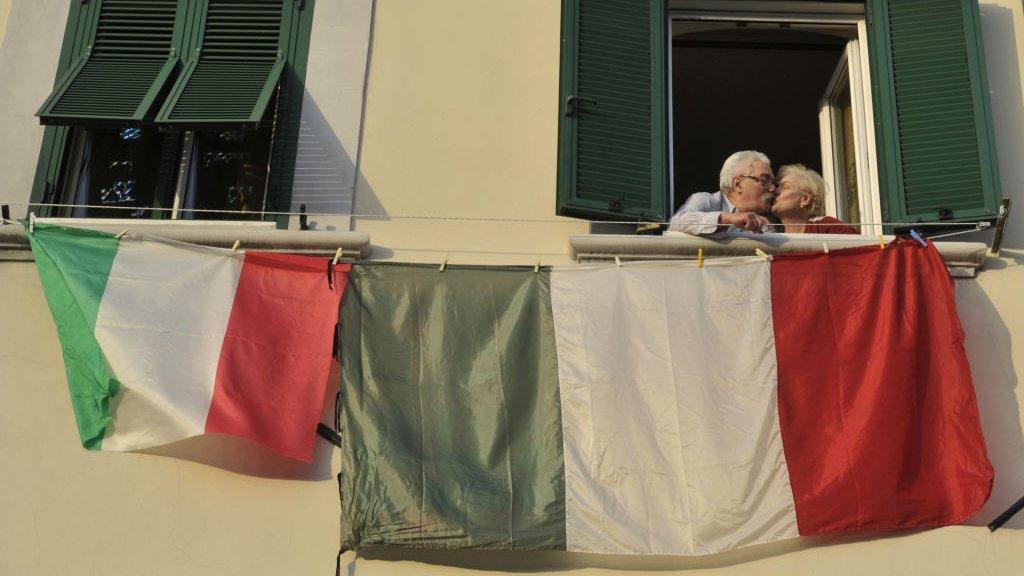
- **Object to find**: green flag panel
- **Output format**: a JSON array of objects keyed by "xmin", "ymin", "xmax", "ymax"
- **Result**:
[
  {"xmin": 156, "ymin": 0, "xmax": 288, "ymax": 126},
  {"xmin": 26, "ymin": 224, "xmax": 121, "ymax": 450},
  {"xmin": 870, "ymin": 0, "xmax": 1002, "ymax": 222},
  {"xmin": 339, "ymin": 264, "xmax": 567, "ymax": 551},
  {"xmin": 37, "ymin": 0, "xmax": 182, "ymax": 125}
]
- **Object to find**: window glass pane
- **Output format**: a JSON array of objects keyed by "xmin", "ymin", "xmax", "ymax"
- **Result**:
[
  {"xmin": 837, "ymin": 81, "xmax": 860, "ymax": 227},
  {"xmin": 66, "ymin": 127, "xmax": 178, "ymax": 218},
  {"xmin": 189, "ymin": 126, "xmax": 272, "ymax": 220}
]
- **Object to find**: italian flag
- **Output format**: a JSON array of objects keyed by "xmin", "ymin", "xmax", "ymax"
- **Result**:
[
  {"xmin": 28, "ymin": 224, "xmax": 346, "ymax": 462},
  {"xmin": 339, "ymin": 243, "xmax": 992, "ymax": 555}
]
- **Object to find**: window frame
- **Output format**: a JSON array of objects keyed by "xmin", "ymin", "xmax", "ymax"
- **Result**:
[
  {"xmin": 29, "ymin": 0, "xmax": 316, "ymax": 228},
  {"xmin": 817, "ymin": 27, "xmax": 884, "ymax": 235},
  {"xmin": 561, "ymin": 0, "xmax": 1003, "ymax": 230},
  {"xmin": 668, "ymin": 7, "xmax": 880, "ymax": 229}
]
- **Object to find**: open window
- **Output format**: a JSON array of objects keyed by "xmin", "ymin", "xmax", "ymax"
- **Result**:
[
  {"xmin": 31, "ymin": 0, "xmax": 312, "ymax": 224},
  {"xmin": 556, "ymin": 0, "xmax": 1003, "ymax": 231}
]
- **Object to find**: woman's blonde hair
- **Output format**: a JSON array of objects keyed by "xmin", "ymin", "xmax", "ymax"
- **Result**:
[{"xmin": 778, "ymin": 164, "xmax": 826, "ymax": 216}]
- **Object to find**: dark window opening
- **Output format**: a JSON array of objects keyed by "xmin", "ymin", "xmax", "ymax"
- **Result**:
[
  {"xmin": 183, "ymin": 126, "xmax": 274, "ymax": 220},
  {"xmin": 52, "ymin": 117, "xmax": 276, "ymax": 221},
  {"xmin": 58, "ymin": 127, "xmax": 180, "ymax": 219},
  {"xmin": 672, "ymin": 23, "xmax": 849, "ymax": 210}
]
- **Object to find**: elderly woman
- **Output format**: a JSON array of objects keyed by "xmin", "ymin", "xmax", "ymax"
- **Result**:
[{"xmin": 771, "ymin": 164, "xmax": 859, "ymax": 234}]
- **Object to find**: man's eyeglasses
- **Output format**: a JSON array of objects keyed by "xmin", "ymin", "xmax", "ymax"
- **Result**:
[{"xmin": 739, "ymin": 174, "xmax": 776, "ymax": 188}]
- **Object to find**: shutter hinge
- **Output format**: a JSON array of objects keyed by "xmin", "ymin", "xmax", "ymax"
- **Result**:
[{"xmin": 294, "ymin": 0, "xmax": 306, "ymax": 10}]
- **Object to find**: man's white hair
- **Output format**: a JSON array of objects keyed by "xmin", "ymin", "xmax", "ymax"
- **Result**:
[{"xmin": 719, "ymin": 150, "xmax": 771, "ymax": 194}]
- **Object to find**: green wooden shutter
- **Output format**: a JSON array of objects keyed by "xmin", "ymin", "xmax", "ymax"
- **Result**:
[
  {"xmin": 556, "ymin": 0, "xmax": 668, "ymax": 222},
  {"xmin": 868, "ymin": 0, "xmax": 1002, "ymax": 223},
  {"xmin": 155, "ymin": 0, "xmax": 290, "ymax": 127},
  {"xmin": 36, "ymin": 0, "xmax": 185, "ymax": 125}
]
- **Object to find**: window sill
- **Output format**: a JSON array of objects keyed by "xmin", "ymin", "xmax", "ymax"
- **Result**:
[
  {"xmin": 36, "ymin": 218, "xmax": 278, "ymax": 230},
  {"xmin": 569, "ymin": 232, "xmax": 989, "ymax": 278},
  {"xmin": 0, "ymin": 222, "xmax": 371, "ymax": 261}
]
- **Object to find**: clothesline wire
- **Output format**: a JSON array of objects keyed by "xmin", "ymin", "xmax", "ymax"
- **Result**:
[{"xmin": 0, "ymin": 201, "xmax": 997, "ymax": 229}]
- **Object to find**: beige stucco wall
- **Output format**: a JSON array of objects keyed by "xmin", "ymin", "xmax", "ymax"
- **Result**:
[
  {"xmin": 0, "ymin": 0, "xmax": 67, "ymax": 217},
  {"xmin": 287, "ymin": 0, "xmax": 374, "ymax": 231},
  {"xmin": 350, "ymin": 0, "xmax": 589, "ymax": 266},
  {"xmin": 0, "ymin": 0, "xmax": 12, "ymax": 46},
  {"xmin": 3, "ymin": 1, "xmax": 1024, "ymax": 575}
]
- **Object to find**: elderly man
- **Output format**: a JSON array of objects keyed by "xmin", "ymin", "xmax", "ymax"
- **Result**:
[{"xmin": 668, "ymin": 150, "xmax": 777, "ymax": 236}]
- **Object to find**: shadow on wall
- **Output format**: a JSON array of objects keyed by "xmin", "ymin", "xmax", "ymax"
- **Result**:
[
  {"xmin": 293, "ymin": 0, "xmax": 390, "ymax": 233},
  {"xmin": 982, "ymin": 4, "xmax": 1024, "ymax": 249},
  {"xmin": 344, "ymin": 538, "xmax": 812, "ymax": 573},
  {"xmin": 288, "ymin": 89, "xmax": 384, "ymax": 232},
  {"xmin": 341, "ymin": 530, "xmax": 940, "ymax": 573},
  {"xmin": 963, "ymin": 252, "xmax": 1024, "ymax": 530},
  {"xmin": 138, "ymin": 361, "xmax": 342, "ymax": 481},
  {"xmin": 348, "ymin": 0, "xmax": 390, "ymax": 232}
]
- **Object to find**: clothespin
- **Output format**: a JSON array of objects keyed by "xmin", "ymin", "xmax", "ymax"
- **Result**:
[
  {"xmin": 439, "ymin": 254, "xmax": 448, "ymax": 272},
  {"xmin": 755, "ymin": 248, "xmax": 772, "ymax": 261},
  {"xmin": 231, "ymin": 240, "xmax": 241, "ymax": 252},
  {"xmin": 534, "ymin": 257, "xmax": 540, "ymax": 274},
  {"xmin": 332, "ymin": 247, "xmax": 343, "ymax": 266},
  {"xmin": 822, "ymin": 241, "xmax": 830, "ymax": 255},
  {"xmin": 697, "ymin": 248, "xmax": 704, "ymax": 269},
  {"xmin": 28, "ymin": 211, "xmax": 35, "ymax": 234},
  {"xmin": 909, "ymin": 229, "xmax": 928, "ymax": 247},
  {"xmin": 878, "ymin": 235, "xmax": 886, "ymax": 250},
  {"xmin": 614, "ymin": 256, "xmax": 622, "ymax": 267},
  {"xmin": 115, "ymin": 228, "xmax": 130, "ymax": 240}
]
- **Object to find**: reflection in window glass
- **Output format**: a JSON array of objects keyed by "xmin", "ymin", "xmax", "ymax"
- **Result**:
[
  {"xmin": 69, "ymin": 127, "xmax": 178, "ymax": 218},
  {"xmin": 189, "ymin": 126, "xmax": 272, "ymax": 220},
  {"xmin": 838, "ymin": 81, "xmax": 860, "ymax": 229}
]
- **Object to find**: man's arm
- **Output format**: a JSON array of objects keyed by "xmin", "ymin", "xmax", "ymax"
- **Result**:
[
  {"xmin": 667, "ymin": 193, "xmax": 729, "ymax": 236},
  {"xmin": 668, "ymin": 194, "xmax": 770, "ymax": 236}
]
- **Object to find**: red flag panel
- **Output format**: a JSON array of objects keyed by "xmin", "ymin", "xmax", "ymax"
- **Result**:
[
  {"xmin": 771, "ymin": 240, "xmax": 992, "ymax": 534},
  {"xmin": 206, "ymin": 253, "xmax": 348, "ymax": 462}
]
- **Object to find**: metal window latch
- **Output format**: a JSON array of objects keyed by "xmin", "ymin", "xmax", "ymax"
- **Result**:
[
  {"xmin": 991, "ymin": 197, "xmax": 1012, "ymax": 257},
  {"xmin": 608, "ymin": 198, "xmax": 623, "ymax": 212},
  {"xmin": 937, "ymin": 206, "xmax": 954, "ymax": 220},
  {"xmin": 565, "ymin": 95, "xmax": 598, "ymax": 117}
]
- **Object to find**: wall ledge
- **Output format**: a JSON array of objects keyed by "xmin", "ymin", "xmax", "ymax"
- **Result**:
[
  {"xmin": 570, "ymin": 233, "xmax": 989, "ymax": 278},
  {"xmin": 0, "ymin": 222, "xmax": 371, "ymax": 260}
]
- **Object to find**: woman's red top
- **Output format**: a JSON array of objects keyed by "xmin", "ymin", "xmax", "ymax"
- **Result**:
[{"xmin": 805, "ymin": 215, "xmax": 859, "ymax": 235}]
